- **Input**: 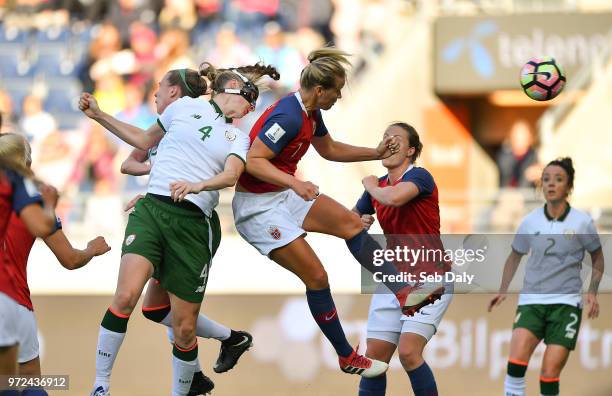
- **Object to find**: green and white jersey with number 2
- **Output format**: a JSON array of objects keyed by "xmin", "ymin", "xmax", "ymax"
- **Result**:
[
  {"xmin": 511, "ymin": 204, "xmax": 601, "ymax": 307},
  {"xmin": 150, "ymin": 97, "xmax": 249, "ymax": 216}
]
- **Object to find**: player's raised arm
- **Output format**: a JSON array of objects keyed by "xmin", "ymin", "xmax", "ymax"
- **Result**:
[
  {"xmin": 120, "ymin": 148, "xmax": 152, "ymax": 176},
  {"xmin": 311, "ymin": 132, "xmax": 399, "ymax": 162},
  {"xmin": 79, "ymin": 92, "xmax": 164, "ymax": 150}
]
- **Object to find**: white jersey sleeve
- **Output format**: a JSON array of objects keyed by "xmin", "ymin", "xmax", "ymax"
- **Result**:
[
  {"xmin": 157, "ymin": 97, "xmax": 181, "ymax": 132},
  {"xmin": 228, "ymin": 129, "xmax": 249, "ymax": 164},
  {"xmin": 511, "ymin": 218, "xmax": 530, "ymax": 254},
  {"xmin": 578, "ymin": 219, "xmax": 601, "ymax": 253}
]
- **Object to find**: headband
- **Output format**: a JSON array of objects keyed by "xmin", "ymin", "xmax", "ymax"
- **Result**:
[
  {"xmin": 179, "ymin": 69, "xmax": 196, "ymax": 96},
  {"xmin": 217, "ymin": 69, "xmax": 259, "ymax": 106}
]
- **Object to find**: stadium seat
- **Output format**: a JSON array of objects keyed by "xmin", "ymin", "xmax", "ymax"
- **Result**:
[
  {"xmin": 0, "ymin": 24, "xmax": 29, "ymax": 44},
  {"xmin": 0, "ymin": 45, "xmax": 35, "ymax": 78}
]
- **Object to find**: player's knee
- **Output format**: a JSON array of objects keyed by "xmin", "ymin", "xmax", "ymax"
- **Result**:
[
  {"xmin": 113, "ymin": 290, "xmax": 139, "ymax": 313},
  {"xmin": 304, "ymin": 268, "xmax": 329, "ymax": 289},
  {"xmin": 540, "ymin": 365, "xmax": 561, "ymax": 379},
  {"xmin": 398, "ymin": 346, "xmax": 423, "ymax": 371},
  {"xmin": 342, "ymin": 211, "xmax": 364, "ymax": 239},
  {"xmin": 172, "ymin": 321, "xmax": 196, "ymax": 346},
  {"xmin": 365, "ymin": 348, "xmax": 390, "ymax": 363}
]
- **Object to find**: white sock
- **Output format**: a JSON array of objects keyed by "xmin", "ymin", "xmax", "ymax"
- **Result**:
[
  {"xmin": 166, "ymin": 328, "xmax": 201, "ymax": 372},
  {"xmin": 504, "ymin": 374, "xmax": 525, "ymax": 396},
  {"xmin": 161, "ymin": 312, "xmax": 230, "ymax": 340},
  {"xmin": 94, "ymin": 326, "xmax": 125, "ymax": 390},
  {"xmin": 172, "ymin": 354, "xmax": 198, "ymax": 396}
]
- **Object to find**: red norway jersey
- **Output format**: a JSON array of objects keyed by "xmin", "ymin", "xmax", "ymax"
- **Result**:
[
  {"xmin": 238, "ymin": 92, "xmax": 328, "ymax": 193},
  {"xmin": 1, "ymin": 213, "xmax": 36, "ymax": 310},
  {"xmin": 0, "ymin": 169, "xmax": 43, "ymax": 309},
  {"xmin": 356, "ymin": 166, "xmax": 449, "ymax": 274}
]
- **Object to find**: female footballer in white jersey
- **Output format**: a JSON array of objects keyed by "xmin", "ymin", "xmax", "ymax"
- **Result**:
[
  {"xmin": 79, "ymin": 62, "xmax": 278, "ymax": 396},
  {"xmin": 120, "ymin": 146, "xmax": 255, "ymax": 394},
  {"xmin": 489, "ymin": 157, "xmax": 604, "ymax": 396}
]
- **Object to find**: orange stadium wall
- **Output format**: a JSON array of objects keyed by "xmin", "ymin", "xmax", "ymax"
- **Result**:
[{"xmin": 32, "ymin": 294, "xmax": 612, "ymax": 396}]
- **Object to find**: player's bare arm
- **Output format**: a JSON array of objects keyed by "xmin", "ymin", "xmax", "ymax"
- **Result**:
[
  {"xmin": 362, "ymin": 176, "xmax": 420, "ymax": 207},
  {"xmin": 246, "ymin": 137, "xmax": 319, "ymax": 200},
  {"xmin": 44, "ymin": 231, "xmax": 111, "ymax": 270},
  {"xmin": 120, "ymin": 148, "xmax": 152, "ymax": 176},
  {"xmin": 488, "ymin": 250, "xmax": 524, "ymax": 312},
  {"xmin": 311, "ymin": 133, "xmax": 399, "ymax": 162},
  {"xmin": 587, "ymin": 246, "xmax": 604, "ymax": 318},
  {"xmin": 170, "ymin": 155, "xmax": 245, "ymax": 201},
  {"xmin": 79, "ymin": 92, "xmax": 164, "ymax": 150}
]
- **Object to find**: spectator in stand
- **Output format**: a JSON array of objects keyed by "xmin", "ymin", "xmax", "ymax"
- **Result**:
[
  {"xmin": 106, "ymin": 0, "xmax": 156, "ymax": 47},
  {"xmin": 18, "ymin": 95, "xmax": 57, "ymax": 143},
  {"xmin": 153, "ymin": 28, "xmax": 196, "ymax": 82},
  {"xmin": 77, "ymin": 22, "xmax": 122, "ymax": 93},
  {"xmin": 0, "ymin": 89, "xmax": 17, "ymax": 134},
  {"xmin": 255, "ymin": 21, "xmax": 305, "ymax": 92},
  {"xmin": 195, "ymin": 0, "xmax": 223, "ymax": 21},
  {"xmin": 93, "ymin": 72, "xmax": 126, "ymax": 118},
  {"xmin": 159, "ymin": 0, "xmax": 198, "ymax": 31},
  {"xmin": 115, "ymin": 83, "xmax": 156, "ymax": 130},
  {"xmin": 279, "ymin": 0, "xmax": 334, "ymax": 43},
  {"xmin": 207, "ymin": 22, "xmax": 255, "ymax": 68},
  {"xmin": 226, "ymin": 0, "xmax": 279, "ymax": 34},
  {"xmin": 496, "ymin": 119, "xmax": 541, "ymax": 189},
  {"xmin": 70, "ymin": 123, "xmax": 118, "ymax": 194},
  {"xmin": 128, "ymin": 21, "xmax": 158, "ymax": 86}
]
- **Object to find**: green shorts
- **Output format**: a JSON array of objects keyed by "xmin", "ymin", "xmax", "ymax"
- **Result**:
[
  {"xmin": 513, "ymin": 304, "xmax": 582, "ymax": 350},
  {"xmin": 121, "ymin": 194, "xmax": 221, "ymax": 303}
]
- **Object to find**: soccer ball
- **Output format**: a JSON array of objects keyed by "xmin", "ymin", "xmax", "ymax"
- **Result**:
[{"xmin": 519, "ymin": 56, "xmax": 566, "ymax": 101}]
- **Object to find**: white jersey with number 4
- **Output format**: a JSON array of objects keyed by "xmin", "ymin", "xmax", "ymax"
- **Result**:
[
  {"xmin": 511, "ymin": 204, "xmax": 601, "ymax": 307},
  {"xmin": 148, "ymin": 96, "xmax": 249, "ymax": 216}
]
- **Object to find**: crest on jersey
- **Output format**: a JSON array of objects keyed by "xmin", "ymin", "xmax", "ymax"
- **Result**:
[
  {"xmin": 564, "ymin": 229, "xmax": 576, "ymax": 240},
  {"xmin": 125, "ymin": 234, "xmax": 136, "ymax": 246},
  {"xmin": 268, "ymin": 225, "xmax": 282, "ymax": 240},
  {"xmin": 264, "ymin": 123, "xmax": 286, "ymax": 143},
  {"xmin": 191, "ymin": 114, "xmax": 202, "ymax": 119},
  {"xmin": 225, "ymin": 130, "xmax": 236, "ymax": 141}
]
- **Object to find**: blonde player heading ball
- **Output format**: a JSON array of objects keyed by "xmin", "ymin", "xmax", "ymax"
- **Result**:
[{"xmin": 489, "ymin": 157, "xmax": 604, "ymax": 396}]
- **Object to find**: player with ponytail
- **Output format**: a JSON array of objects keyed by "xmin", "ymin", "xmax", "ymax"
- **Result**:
[
  {"xmin": 79, "ymin": 61, "xmax": 279, "ymax": 396},
  {"xmin": 233, "ymin": 46, "xmax": 441, "ymax": 378},
  {"xmin": 489, "ymin": 157, "xmax": 604, "ymax": 396}
]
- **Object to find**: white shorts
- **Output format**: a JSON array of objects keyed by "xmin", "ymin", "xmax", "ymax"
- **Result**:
[
  {"xmin": 366, "ymin": 287, "xmax": 453, "ymax": 344},
  {"xmin": 232, "ymin": 189, "xmax": 315, "ymax": 256},
  {"xmin": 0, "ymin": 292, "xmax": 40, "ymax": 361},
  {"xmin": 16, "ymin": 304, "xmax": 39, "ymax": 363},
  {"xmin": 0, "ymin": 292, "xmax": 20, "ymax": 347}
]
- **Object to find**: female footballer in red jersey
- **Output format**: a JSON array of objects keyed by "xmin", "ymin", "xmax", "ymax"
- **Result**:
[
  {"xmin": 233, "ymin": 47, "xmax": 442, "ymax": 377},
  {"xmin": 1, "ymin": 134, "xmax": 110, "ymax": 377},
  {"xmin": 0, "ymin": 133, "xmax": 58, "ymax": 375},
  {"xmin": 354, "ymin": 123, "xmax": 451, "ymax": 396}
]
